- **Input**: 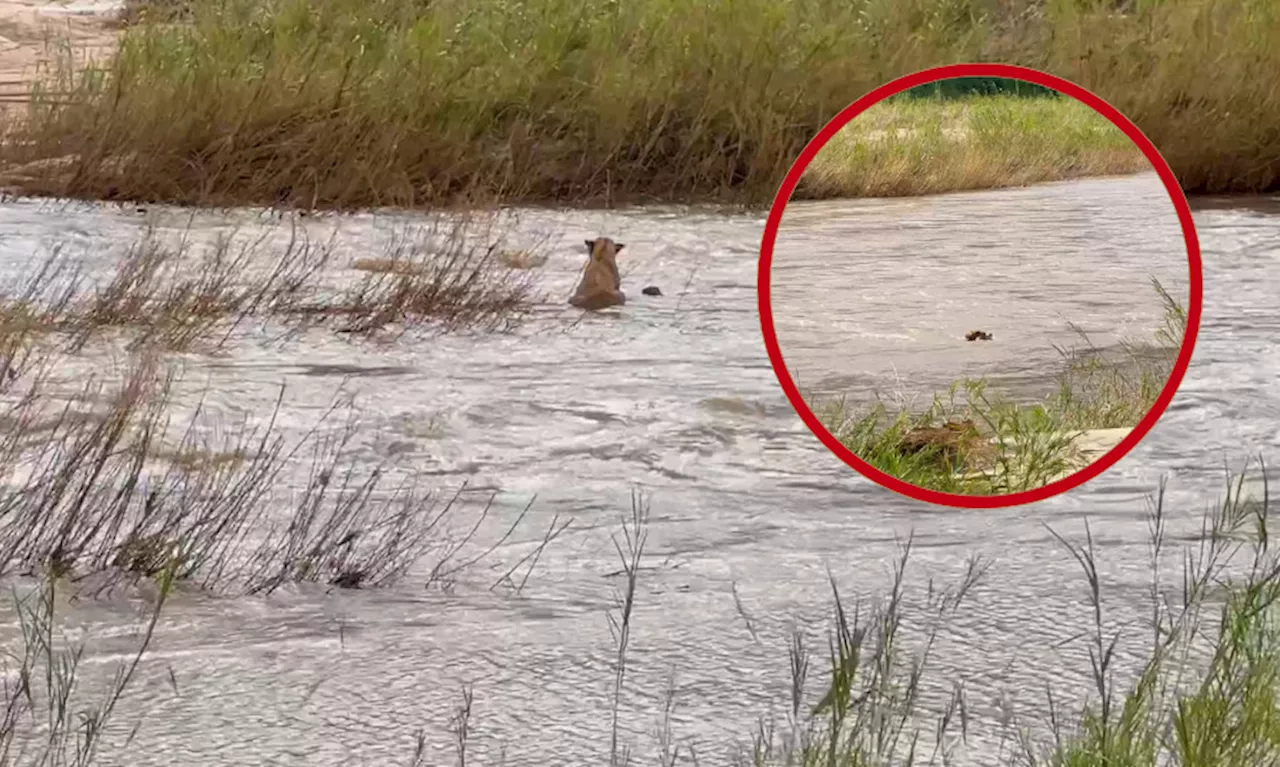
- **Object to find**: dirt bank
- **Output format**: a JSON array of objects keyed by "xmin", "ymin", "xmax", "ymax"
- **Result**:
[{"xmin": 0, "ymin": 0, "xmax": 118, "ymax": 115}]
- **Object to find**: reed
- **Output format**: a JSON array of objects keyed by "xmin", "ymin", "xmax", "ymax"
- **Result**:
[
  {"xmin": 0, "ymin": 217, "xmax": 537, "ymax": 355},
  {"xmin": 0, "ymin": 352, "xmax": 553, "ymax": 596},
  {"xmin": 1, "ymin": 0, "xmax": 1276, "ymax": 209},
  {"xmin": 2, "ymin": 462, "xmax": 1279, "ymax": 765}
]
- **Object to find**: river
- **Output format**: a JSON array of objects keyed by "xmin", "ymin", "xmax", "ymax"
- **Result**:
[{"xmin": 0, "ymin": 173, "xmax": 1276, "ymax": 766}]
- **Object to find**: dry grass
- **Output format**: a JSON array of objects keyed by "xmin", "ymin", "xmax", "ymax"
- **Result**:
[
  {"xmin": 798, "ymin": 93, "xmax": 1152, "ymax": 199},
  {"xmin": 0, "ymin": 351, "xmax": 564, "ymax": 596},
  {"xmin": 0, "ymin": 0, "xmax": 1276, "ymax": 209},
  {"xmin": 349, "ymin": 257, "xmax": 426, "ymax": 276},
  {"xmin": 0, "ymin": 217, "xmax": 538, "ymax": 363},
  {"xmin": 497, "ymin": 249, "xmax": 549, "ymax": 270},
  {"xmin": 335, "ymin": 229, "xmax": 536, "ymax": 335}
]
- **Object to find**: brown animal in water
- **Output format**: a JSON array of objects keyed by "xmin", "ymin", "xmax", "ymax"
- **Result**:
[
  {"xmin": 965, "ymin": 330, "xmax": 993, "ymax": 341},
  {"xmin": 569, "ymin": 238, "xmax": 626, "ymax": 311},
  {"xmin": 899, "ymin": 418, "xmax": 995, "ymax": 469}
]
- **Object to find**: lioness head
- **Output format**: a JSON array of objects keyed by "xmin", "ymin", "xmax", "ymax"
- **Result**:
[{"xmin": 585, "ymin": 238, "xmax": 625, "ymax": 260}]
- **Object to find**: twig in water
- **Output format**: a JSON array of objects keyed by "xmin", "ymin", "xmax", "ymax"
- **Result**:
[
  {"xmin": 489, "ymin": 510, "xmax": 572, "ymax": 595},
  {"xmin": 731, "ymin": 579, "xmax": 761, "ymax": 644},
  {"xmin": 608, "ymin": 489, "xmax": 649, "ymax": 767},
  {"xmin": 450, "ymin": 684, "xmax": 474, "ymax": 767}
]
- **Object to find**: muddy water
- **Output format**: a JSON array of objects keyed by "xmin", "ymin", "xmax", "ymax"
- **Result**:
[
  {"xmin": 770, "ymin": 172, "xmax": 1190, "ymax": 405},
  {"xmin": 0, "ymin": 176, "xmax": 1276, "ymax": 766}
]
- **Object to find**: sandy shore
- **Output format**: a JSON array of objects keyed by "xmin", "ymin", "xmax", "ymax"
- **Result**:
[
  {"xmin": 1071, "ymin": 426, "xmax": 1133, "ymax": 467},
  {"xmin": 954, "ymin": 426, "xmax": 1135, "ymax": 488},
  {"xmin": 0, "ymin": 0, "xmax": 120, "ymax": 115}
]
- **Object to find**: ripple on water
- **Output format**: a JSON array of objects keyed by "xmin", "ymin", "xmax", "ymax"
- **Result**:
[{"xmin": 0, "ymin": 182, "xmax": 1276, "ymax": 765}]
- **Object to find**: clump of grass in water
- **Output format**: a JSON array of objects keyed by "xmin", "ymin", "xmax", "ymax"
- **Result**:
[
  {"xmin": 1049, "ymin": 277, "xmax": 1187, "ymax": 431},
  {"xmin": 819, "ymin": 278, "xmax": 1188, "ymax": 495},
  {"xmin": 4, "ymin": 0, "xmax": 1280, "ymax": 208},
  {"xmin": 334, "ymin": 224, "xmax": 538, "ymax": 336},
  {"xmin": 819, "ymin": 379, "xmax": 1078, "ymax": 496},
  {"xmin": 0, "ymin": 216, "xmax": 538, "ymax": 353},
  {"xmin": 62, "ymin": 220, "xmax": 333, "ymax": 353},
  {"xmin": 819, "ymin": 395, "xmax": 975, "ymax": 494},
  {"xmin": 0, "ymin": 350, "xmax": 560, "ymax": 596},
  {"xmin": 0, "ymin": 252, "xmax": 81, "ymax": 388}
]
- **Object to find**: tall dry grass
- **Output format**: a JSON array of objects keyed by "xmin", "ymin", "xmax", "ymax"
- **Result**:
[
  {"xmin": 0, "ymin": 349, "xmax": 566, "ymax": 597},
  {"xmin": 0, "ymin": 0, "xmax": 1276, "ymax": 209},
  {"xmin": 0, "ymin": 218, "xmax": 537, "ymax": 361},
  {"xmin": 798, "ymin": 93, "xmax": 1152, "ymax": 199}
]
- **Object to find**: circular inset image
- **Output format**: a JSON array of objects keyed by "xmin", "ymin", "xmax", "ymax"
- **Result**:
[{"xmin": 758, "ymin": 63, "xmax": 1202, "ymax": 508}]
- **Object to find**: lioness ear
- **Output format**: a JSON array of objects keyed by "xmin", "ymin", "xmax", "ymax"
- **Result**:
[
  {"xmin": 615, "ymin": 242, "xmax": 626, "ymax": 253},
  {"xmin": 584, "ymin": 239, "xmax": 595, "ymax": 252}
]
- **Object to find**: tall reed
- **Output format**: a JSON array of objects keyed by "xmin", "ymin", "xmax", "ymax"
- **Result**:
[{"xmin": 2, "ymin": 0, "xmax": 1277, "ymax": 208}]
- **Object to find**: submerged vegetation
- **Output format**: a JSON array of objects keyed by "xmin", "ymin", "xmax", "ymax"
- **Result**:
[
  {"xmin": 0, "ymin": 216, "xmax": 537, "ymax": 354},
  {"xmin": 818, "ymin": 278, "xmax": 1188, "ymax": 495},
  {"xmin": 0, "ymin": 216, "xmax": 557, "ymax": 598},
  {"xmin": 0, "ymin": 0, "xmax": 1277, "ymax": 208}
]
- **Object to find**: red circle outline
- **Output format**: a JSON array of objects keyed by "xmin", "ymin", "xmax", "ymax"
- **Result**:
[{"xmin": 758, "ymin": 63, "xmax": 1204, "ymax": 509}]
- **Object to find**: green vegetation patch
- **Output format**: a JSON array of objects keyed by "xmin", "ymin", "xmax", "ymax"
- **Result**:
[{"xmin": 817, "ymin": 278, "xmax": 1186, "ymax": 496}]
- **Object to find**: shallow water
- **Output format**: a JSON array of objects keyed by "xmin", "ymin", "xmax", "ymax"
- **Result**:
[
  {"xmin": 770, "ymin": 172, "xmax": 1190, "ymax": 404},
  {"xmin": 0, "ymin": 173, "xmax": 1277, "ymax": 766}
]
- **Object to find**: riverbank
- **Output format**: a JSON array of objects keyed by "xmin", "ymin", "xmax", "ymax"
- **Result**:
[
  {"xmin": 0, "ymin": 0, "xmax": 118, "ymax": 112},
  {"xmin": 797, "ymin": 94, "xmax": 1150, "ymax": 200},
  {"xmin": 0, "ymin": 0, "xmax": 1275, "ymax": 210},
  {"xmin": 818, "ymin": 279, "xmax": 1186, "ymax": 495}
]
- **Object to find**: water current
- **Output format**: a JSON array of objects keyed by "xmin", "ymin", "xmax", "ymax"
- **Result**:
[{"xmin": 0, "ymin": 171, "xmax": 1276, "ymax": 766}]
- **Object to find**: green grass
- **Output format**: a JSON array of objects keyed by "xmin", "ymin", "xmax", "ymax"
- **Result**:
[
  {"xmin": 897, "ymin": 76, "xmax": 1061, "ymax": 100},
  {"xmin": 0, "ymin": 0, "xmax": 1278, "ymax": 209},
  {"xmin": 818, "ymin": 379, "xmax": 1084, "ymax": 495},
  {"xmin": 744, "ymin": 464, "xmax": 1280, "ymax": 766},
  {"xmin": 817, "ymin": 278, "xmax": 1186, "ymax": 495},
  {"xmin": 798, "ymin": 93, "xmax": 1151, "ymax": 199}
]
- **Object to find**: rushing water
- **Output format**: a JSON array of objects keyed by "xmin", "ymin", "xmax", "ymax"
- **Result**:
[
  {"xmin": 0, "ymin": 173, "xmax": 1276, "ymax": 766},
  {"xmin": 769, "ymin": 173, "xmax": 1190, "ymax": 406}
]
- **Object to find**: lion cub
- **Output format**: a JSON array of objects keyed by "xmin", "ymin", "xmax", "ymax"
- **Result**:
[{"xmin": 569, "ymin": 237, "xmax": 626, "ymax": 310}]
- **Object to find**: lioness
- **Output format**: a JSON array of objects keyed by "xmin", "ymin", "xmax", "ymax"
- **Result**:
[{"xmin": 569, "ymin": 237, "xmax": 626, "ymax": 310}]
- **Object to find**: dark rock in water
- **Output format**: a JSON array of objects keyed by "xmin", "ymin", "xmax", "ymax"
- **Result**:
[
  {"xmin": 642, "ymin": 286, "xmax": 662, "ymax": 297},
  {"xmin": 965, "ymin": 330, "xmax": 993, "ymax": 341}
]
